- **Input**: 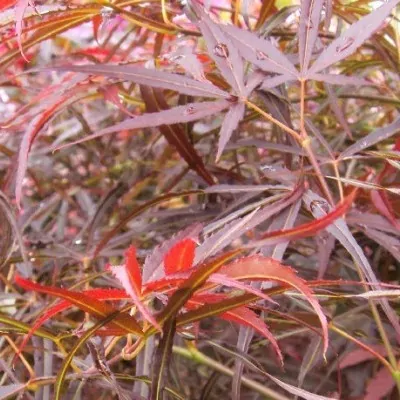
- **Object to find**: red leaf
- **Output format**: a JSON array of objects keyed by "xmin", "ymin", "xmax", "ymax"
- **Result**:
[
  {"xmin": 92, "ymin": 14, "xmax": 102, "ymax": 42},
  {"xmin": 218, "ymin": 256, "xmax": 329, "ymax": 355},
  {"xmin": 143, "ymin": 275, "xmax": 187, "ymax": 293},
  {"xmin": 14, "ymin": 276, "xmax": 143, "ymax": 336},
  {"xmin": 164, "ymin": 239, "xmax": 196, "ymax": 275},
  {"xmin": 370, "ymin": 190, "xmax": 400, "ymax": 230},
  {"xmin": 124, "ymin": 246, "xmax": 142, "ymax": 294},
  {"xmin": 13, "ymin": 288, "xmax": 131, "ymax": 359},
  {"xmin": 0, "ymin": 0, "xmax": 17, "ymax": 11},
  {"xmin": 255, "ymin": 189, "xmax": 357, "ymax": 246},
  {"xmin": 109, "ymin": 264, "xmax": 161, "ymax": 332},
  {"xmin": 108, "ymin": 247, "xmax": 161, "ymax": 331}
]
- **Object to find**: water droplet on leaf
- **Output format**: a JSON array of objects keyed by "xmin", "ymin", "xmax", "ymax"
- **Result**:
[{"xmin": 213, "ymin": 43, "xmax": 229, "ymax": 58}]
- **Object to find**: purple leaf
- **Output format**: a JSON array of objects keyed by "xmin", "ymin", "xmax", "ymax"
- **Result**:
[
  {"xmin": 220, "ymin": 23, "xmax": 298, "ymax": 77},
  {"xmin": 265, "ymin": 373, "xmax": 335, "ymax": 400},
  {"xmin": 227, "ymin": 139, "xmax": 306, "ymax": 156},
  {"xmin": 260, "ymin": 74, "xmax": 295, "ymax": 89},
  {"xmin": 166, "ymin": 47, "xmax": 206, "ymax": 82},
  {"xmin": 54, "ymin": 100, "xmax": 231, "ymax": 151},
  {"xmin": 216, "ymin": 102, "xmax": 245, "ymax": 161},
  {"xmin": 263, "ymin": 199, "xmax": 302, "ymax": 259},
  {"xmin": 51, "ymin": 64, "xmax": 229, "ymax": 98},
  {"xmin": 205, "ymin": 184, "xmax": 289, "ymax": 193},
  {"xmin": 190, "ymin": 3, "xmax": 245, "ymax": 95},
  {"xmin": 298, "ymin": 335, "xmax": 323, "ymax": 388},
  {"xmin": 299, "ymin": 0, "xmax": 325, "ymax": 73},
  {"xmin": 348, "ymin": 211, "xmax": 400, "ymax": 236},
  {"xmin": 325, "ymin": 84, "xmax": 352, "ymax": 139},
  {"xmin": 304, "ymin": 189, "xmax": 400, "ymax": 342},
  {"xmin": 362, "ymin": 227, "xmax": 400, "ymax": 262},
  {"xmin": 308, "ymin": 73, "xmax": 374, "ymax": 86},
  {"xmin": 309, "ymin": 0, "xmax": 400, "ymax": 74},
  {"xmin": 316, "ymin": 233, "xmax": 335, "ymax": 279},
  {"xmin": 0, "ymin": 383, "xmax": 26, "ymax": 399},
  {"xmin": 244, "ymin": 70, "xmax": 266, "ymax": 97},
  {"xmin": 0, "ymin": 191, "xmax": 29, "ymax": 266},
  {"xmin": 195, "ymin": 207, "xmax": 259, "ymax": 264},
  {"xmin": 340, "ymin": 114, "xmax": 400, "ymax": 159}
]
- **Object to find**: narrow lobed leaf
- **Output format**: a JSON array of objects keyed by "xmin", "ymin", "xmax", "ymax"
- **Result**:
[
  {"xmin": 308, "ymin": 0, "xmax": 400, "ymax": 74},
  {"xmin": 54, "ymin": 100, "xmax": 231, "ymax": 151},
  {"xmin": 221, "ymin": 23, "xmax": 299, "ymax": 77},
  {"xmin": 14, "ymin": 276, "xmax": 143, "ymax": 336},
  {"xmin": 216, "ymin": 102, "xmax": 245, "ymax": 161},
  {"xmin": 190, "ymin": 2, "xmax": 245, "ymax": 96},
  {"xmin": 299, "ymin": 0, "xmax": 325, "ymax": 73},
  {"xmin": 51, "ymin": 64, "xmax": 229, "ymax": 98}
]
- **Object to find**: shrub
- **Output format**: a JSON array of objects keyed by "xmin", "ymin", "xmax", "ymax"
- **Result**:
[{"xmin": 0, "ymin": 0, "xmax": 400, "ymax": 399}]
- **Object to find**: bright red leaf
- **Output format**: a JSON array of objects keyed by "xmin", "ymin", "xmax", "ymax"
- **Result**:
[
  {"xmin": 14, "ymin": 276, "xmax": 143, "ymax": 336},
  {"xmin": 108, "ymin": 246, "xmax": 161, "ymax": 331},
  {"xmin": 164, "ymin": 238, "xmax": 196, "ymax": 275}
]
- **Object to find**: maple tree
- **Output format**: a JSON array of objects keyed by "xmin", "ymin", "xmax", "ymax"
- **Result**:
[{"xmin": 1, "ymin": 0, "xmax": 400, "ymax": 399}]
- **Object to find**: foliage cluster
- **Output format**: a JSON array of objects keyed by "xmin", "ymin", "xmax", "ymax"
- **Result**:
[{"xmin": 0, "ymin": 0, "xmax": 400, "ymax": 399}]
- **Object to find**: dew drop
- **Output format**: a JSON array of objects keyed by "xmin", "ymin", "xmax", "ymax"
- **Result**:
[
  {"xmin": 310, "ymin": 199, "xmax": 330, "ymax": 214},
  {"xmin": 256, "ymin": 50, "xmax": 268, "ymax": 61},
  {"xmin": 74, "ymin": 238, "xmax": 83, "ymax": 245},
  {"xmin": 213, "ymin": 43, "xmax": 229, "ymax": 58},
  {"xmin": 184, "ymin": 105, "xmax": 196, "ymax": 115},
  {"xmin": 336, "ymin": 37, "xmax": 355, "ymax": 53}
]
